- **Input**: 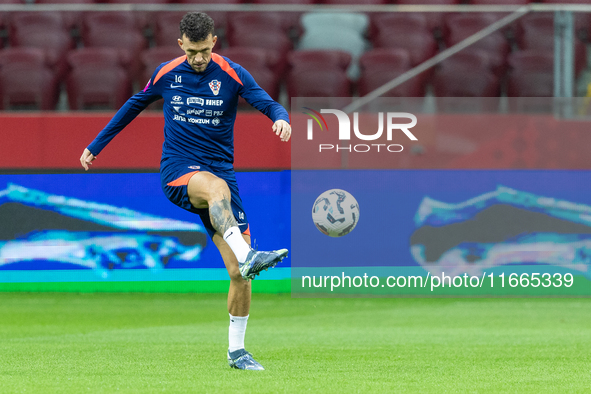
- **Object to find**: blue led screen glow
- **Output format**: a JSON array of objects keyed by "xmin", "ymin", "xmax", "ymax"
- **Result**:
[
  {"xmin": 0, "ymin": 172, "xmax": 291, "ymax": 283},
  {"xmin": 291, "ymin": 170, "xmax": 591, "ymax": 283}
]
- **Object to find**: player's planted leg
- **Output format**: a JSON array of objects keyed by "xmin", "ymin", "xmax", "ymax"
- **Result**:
[
  {"xmin": 227, "ymin": 349, "xmax": 264, "ymax": 371},
  {"xmin": 213, "ymin": 233, "xmax": 265, "ymax": 370}
]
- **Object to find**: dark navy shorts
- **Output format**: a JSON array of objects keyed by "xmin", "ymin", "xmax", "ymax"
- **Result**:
[{"xmin": 160, "ymin": 158, "xmax": 250, "ymax": 239}]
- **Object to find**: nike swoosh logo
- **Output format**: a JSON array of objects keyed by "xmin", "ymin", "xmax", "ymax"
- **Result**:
[{"xmin": 170, "ymin": 84, "xmax": 183, "ymax": 88}]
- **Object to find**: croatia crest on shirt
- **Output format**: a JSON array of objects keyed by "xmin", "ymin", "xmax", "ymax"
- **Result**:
[{"xmin": 209, "ymin": 80, "xmax": 221, "ymax": 96}]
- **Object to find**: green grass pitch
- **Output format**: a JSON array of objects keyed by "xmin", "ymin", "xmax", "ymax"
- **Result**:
[{"xmin": 1, "ymin": 293, "xmax": 590, "ymax": 393}]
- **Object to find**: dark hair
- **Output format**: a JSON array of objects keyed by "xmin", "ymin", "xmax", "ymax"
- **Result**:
[{"xmin": 179, "ymin": 12, "xmax": 215, "ymax": 42}]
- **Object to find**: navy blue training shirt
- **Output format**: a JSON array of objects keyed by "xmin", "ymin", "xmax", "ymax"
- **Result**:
[{"xmin": 87, "ymin": 54, "xmax": 290, "ymax": 166}]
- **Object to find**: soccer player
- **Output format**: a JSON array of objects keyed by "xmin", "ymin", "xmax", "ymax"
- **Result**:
[{"xmin": 79, "ymin": 12, "xmax": 291, "ymax": 371}]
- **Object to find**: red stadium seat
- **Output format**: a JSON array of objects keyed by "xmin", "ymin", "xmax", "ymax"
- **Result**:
[
  {"xmin": 444, "ymin": 13, "xmax": 510, "ymax": 53},
  {"xmin": 433, "ymin": 67, "xmax": 500, "ymax": 97},
  {"xmin": 471, "ymin": 0, "xmax": 530, "ymax": 3},
  {"xmin": 356, "ymin": 48, "xmax": 426, "ymax": 98},
  {"xmin": 9, "ymin": 25, "xmax": 73, "ymax": 82},
  {"xmin": 0, "ymin": 63, "xmax": 59, "ymax": 110},
  {"xmin": 438, "ymin": 48, "xmax": 503, "ymax": 77},
  {"xmin": 372, "ymin": 13, "xmax": 429, "ymax": 39},
  {"xmin": 252, "ymin": 0, "xmax": 315, "ymax": 3},
  {"xmin": 67, "ymin": 65, "xmax": 132, "ymax": 110},
  {"xmin": 508, "ymin": 50, "xmax": 553, "ymax": 73},
  {"xmin": 107, "ymin": 0, "xmax": 168, "ymax": 2},
  {"xmin": 287, "ymin": 66, "xmax": 351, "ymax": 99},
  {"xmin": 359, "ymin": 48, "xmax": 412, "ymax": 73},
  {"xmin": 507, "ymin": 69, "xmax": 554, "ymax": 113},
  {"xmin": 373, "ymin": 25, "xmax": 438, "ymax": 66},
  {"xmin": 0, "ymin": 48, "xmax": 48, "ymax": 68},
  {"xmin": 227, "ymin": 30, "xmax": 291, "ymax": 76},
  {"xmin": 10, "ymin": 12, "xmax": 65, "ymax": 33},
  {"xmin": 179, "ymin": 0, "xmax": 242, "ymax": 3},
  {"xmin": 540, "ymin": 0, "xmax": 591, "ymax": 3},
  {"xmin": 217, "ymin": 47, "xmax": 281, "ymax": 75},
  {"xmin": 507, "ymin": 71, "xmax": 553, "ymax": 97},
  {"xmin": 153, "ymin": 13, "xmax": 184, "ymax": 47},
  {"xmin": 83, "ymin": 11, "xmax": 139, "ymax": 33},
  {"xmin": 357, "ymin": 68, "xmax": 425, "ymax": 98},
  {"xmin": 227, "ymin": 21, "xmax": 292, "ymax": 51},
  {"xmin": 324, "ymin": 0, "xmax": 387, "ymax": 4},
  {"xmin": 228, "ymin": 12, "xmax": 290, "ymax": 36},
  {"xmin": 516, "ymin": 13, "xmax": 587, "ymax": 75},
  {"xmin": 67, "ymin": 48, "xmax": 128, "ymax": 69},
  {"xmin": 34, "ymin": 0, "xmax": 96, "ymax": 3},
  {"xmin": 288, "ymin": 50, "xmax": 352, "ymax": 72},
  {"xmin": 397, "ymin": 0, "xmax": 461, "ymax": 31},
  {"xmin": 218, "ymin": 48, "xmax": 283, "ymax": 94},
  {"xmin": 82, "ymin": 23, "xmax": 148, "ymax": 81},
  {"xmin": 9, "ymin": 24, "xmax": 73, "ymax": 60}
]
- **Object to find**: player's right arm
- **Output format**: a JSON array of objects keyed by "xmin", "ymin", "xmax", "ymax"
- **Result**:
[{"xmin": 80, "ymin": 68, "xmax": 164, "ymax": 171}]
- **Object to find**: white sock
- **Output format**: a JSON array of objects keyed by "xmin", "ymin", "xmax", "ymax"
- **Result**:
[
  {"xmin": 229, "ymin": 314, "xmax": 249, "ymax": 352},
  {"xmin": 223, "ymin": 226, "xmax": 251, "ymax": 263}
]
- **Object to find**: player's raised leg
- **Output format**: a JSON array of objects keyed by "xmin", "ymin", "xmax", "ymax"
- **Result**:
[{"xmin": 187, "ymin": 171, "xmax": 288, "ymax": 280}]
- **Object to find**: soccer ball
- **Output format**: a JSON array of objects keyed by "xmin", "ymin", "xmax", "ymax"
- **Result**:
[{"xmin": 312, "ymin": 189, "xmax": 360, "ymax": 237}]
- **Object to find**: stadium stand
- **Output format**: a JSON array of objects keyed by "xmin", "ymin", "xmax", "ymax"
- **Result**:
[
  {"xmin": 217, "ymin": 46, "xmax": 281, "ymax": 104},
  {"xmin": 432, "ymin": 66, "xmax": 500, "ymax": 98},
  {"xmin": 227, "ymin": 29, "xmax": 292, "ymax": 77},
  {"xmin": 33, "ymin": 0, "xmax": 96, "ymax": 3},
  {"xmin": 218, "ymin": 46, "xmax": 281, "ymax": 80},
  {"xmin": 397, "ymin": 0, "xmax": 461, "ymax": 32},
  {"xmin": 153, "ymin": 12, "xmax": 188, "ymax": 47},
  {"xmin": 66, "ymin": 64, "xmax": 132, "ymax": 110},
  {"xmin": 516, "ymin": 13, "xmax": 587, "ymax": 75},
  {"xmin": 9, "ymin": 15, "xmax": 73, "ymax": 83},
  {"xmin": 253, "ymin": 0, "xmax": 315, "ymax": 3},
  {"xmin": 178, "ymin": 0, "xmax": 243, "ymax": 3},
  {"xmin": 372, "ymin": 23, "xmax": 438, "ymax": 66},
  {"xmin": 0, "ymin": 1, "xmax": 590, "ymax": 111},
  {"xmin": 67, "ymin": 47, "xmax": 127, "ymax": 69},
  {"xmin": 357, "ymin": 49, "xmax": 426, "ymax": 97},
  {"xmin": 0, "ymin": 63, "xmax": 59, "ymax": 110},
  {"xmin": 471, "ymin": 0, "xmax": 531, "ymax": 4},
  {"xmin": 0, "ymin": 47, "xmax": 48, "ymax": 68},
  {"xmin": 81, "ymin": 13, "xmax": 148, "ymax": 82},
  {"xmin": 372, "ymin": 12, "xmax": 429, "ymax": 38},
  {"xmin": 324, "ymin": 0, "xmax": 387, "ymax": 4},
  {"xmin": 508, "ymin": 50, "xmax": 553, "ymax": 74},
  {"xmin": 288, "ymin": 50, "xmax": 352, "ymax": 72},
  {"xmin": 287, "ymin": 66, "xmax": 351, "ymax": 98}
]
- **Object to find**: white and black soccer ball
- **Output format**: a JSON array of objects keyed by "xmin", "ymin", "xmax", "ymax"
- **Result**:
[{"xmin": 312, "ymin": 189, "xmax": 360, "ymax": 237}]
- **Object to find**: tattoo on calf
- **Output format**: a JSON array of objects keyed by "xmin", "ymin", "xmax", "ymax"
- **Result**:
[{"xmin": 209, "ymin": 196, "xmax": 237, "ymax": 234}]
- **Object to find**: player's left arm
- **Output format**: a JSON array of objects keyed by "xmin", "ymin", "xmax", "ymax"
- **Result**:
[{"xmin": 236, "ymin": 67, "xmax": 291, "ymax": 142}]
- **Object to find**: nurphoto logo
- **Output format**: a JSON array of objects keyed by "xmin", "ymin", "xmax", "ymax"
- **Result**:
[{"xmin": 303, "ymin": 108, "xmax": 418, "ymax": 153}]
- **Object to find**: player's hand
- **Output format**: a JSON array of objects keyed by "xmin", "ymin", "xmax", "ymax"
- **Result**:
[
  {"xmin": 80, "ymin": 148, "xmax": 96, "ymax": 171},
  {"xmin": 273, "ymin": 120, "xmax": 291, "ymax": 142}
]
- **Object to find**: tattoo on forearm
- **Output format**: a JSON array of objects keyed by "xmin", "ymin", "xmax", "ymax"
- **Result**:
[{"xmin": 209, "ymin": 196, "xmax": 237, "ymax": 234}]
